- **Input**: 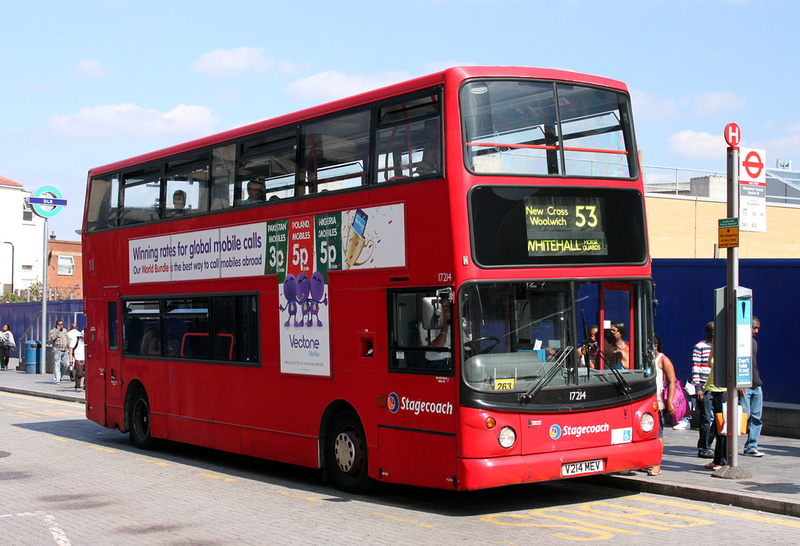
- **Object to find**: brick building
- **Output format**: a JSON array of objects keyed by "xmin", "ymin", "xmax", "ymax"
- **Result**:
[
  {"xmin": 46, "ymin": 235, "xmax": 83, "ymax": 300},
  {"xmin": 644, "ymin": 168, "xmax": 800, "ymax": 259}
]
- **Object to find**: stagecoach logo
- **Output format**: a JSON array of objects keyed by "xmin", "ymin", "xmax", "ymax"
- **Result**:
[
  {"xmin": 387, "ymin": 392, "xmax": 453, "ymax": 416},
  {"xmin": 549, "ymin": 422, "xmax": 610, "ymax": 440},
  {"xmin": 388, "ymin": 392, "xmax": 400, "ymax": 413}
]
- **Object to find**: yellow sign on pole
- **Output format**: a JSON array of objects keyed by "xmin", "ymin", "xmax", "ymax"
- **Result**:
[{"xmin": 718, "ymin": 218, "xmax": 739, "ymax": 248}]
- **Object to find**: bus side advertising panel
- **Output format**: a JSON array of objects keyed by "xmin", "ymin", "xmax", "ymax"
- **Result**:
[{"xmin": 127, "ymin": 205, "xmax": 406, "ymax": 379}]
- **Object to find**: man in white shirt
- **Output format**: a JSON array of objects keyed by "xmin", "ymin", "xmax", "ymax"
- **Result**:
[{"xmin": 67, "ymin": 325, "xmax": 85, "ymax": 392}]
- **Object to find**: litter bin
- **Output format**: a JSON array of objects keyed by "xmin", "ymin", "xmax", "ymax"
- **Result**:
[{"xmin": 25, "ymin": 340, "xmax": 42, "ymax": 374}]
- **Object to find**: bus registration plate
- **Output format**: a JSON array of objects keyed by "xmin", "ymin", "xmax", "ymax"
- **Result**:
[{"xmin": 561, "ymin": 459, "xmax": 604, "ymax": 477}]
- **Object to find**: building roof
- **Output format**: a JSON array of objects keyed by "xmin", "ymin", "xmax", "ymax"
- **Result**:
[
  {"xmin": 49, "ymin": 239, "xmax": 82, "ymax": 252},
  {"xmin": 0, "ymin": 174, "xmax": 24, "ymax": 188}
]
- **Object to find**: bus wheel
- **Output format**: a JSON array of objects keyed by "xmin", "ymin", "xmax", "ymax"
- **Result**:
[
  {"xmin": 327, "ymin": 411, "xmax": 370, "ymax": 493},
  {"xmin": 129, "ymin": 389, "xmax": 156, "ymax": 450}
]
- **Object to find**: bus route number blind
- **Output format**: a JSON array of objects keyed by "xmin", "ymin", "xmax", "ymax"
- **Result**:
[{"xmin": 525, "ymin": 196, "xmax": 606, "ymax": 256}]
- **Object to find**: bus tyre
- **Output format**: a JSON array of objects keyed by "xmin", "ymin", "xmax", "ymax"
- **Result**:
[
  {"xmin": 327, "ymin": 411, "xmax": 370, "ymax": 494},
  {"xmin": 129, "ymin": 389, "xmax": 156, "ymax": 450}
]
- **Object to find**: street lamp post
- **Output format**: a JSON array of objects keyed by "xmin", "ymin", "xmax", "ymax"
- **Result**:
[{"xmin": 1, "ymin": 241, "xmax": 13, "ymax": 295}]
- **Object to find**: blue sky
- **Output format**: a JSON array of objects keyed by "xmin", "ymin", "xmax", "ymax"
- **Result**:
[{"xmin": 2, "ymin": 0, "xmax": 795, "ymax": 240}]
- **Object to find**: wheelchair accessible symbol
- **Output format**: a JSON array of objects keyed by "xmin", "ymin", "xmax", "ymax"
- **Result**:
[{"xmin": 28, "ymin": 185, "xmax": 67, "ymax": 218}]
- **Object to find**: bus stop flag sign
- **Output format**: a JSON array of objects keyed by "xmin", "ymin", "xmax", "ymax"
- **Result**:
[
  {"xmin": 738, "ymin": 147, "xmax": 766, "ymax": 233},
  {"xmin": 29, "ymin": 185, "xmax": 67, "ymax": 218}
]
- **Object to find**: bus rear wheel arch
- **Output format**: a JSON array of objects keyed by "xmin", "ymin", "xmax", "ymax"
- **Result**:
[{"xmin": 326, "ymin": 410, "xmax": 371, "ymax": 494}]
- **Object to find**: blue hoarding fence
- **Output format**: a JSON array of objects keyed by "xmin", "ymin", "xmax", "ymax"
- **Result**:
[
  {"xmin": 0, "ymin": 299, "xmax": 85, "ymax": 367},
  {"xmin": 652, "ymin": 259, "xmax": 799, "ymax": 406}
]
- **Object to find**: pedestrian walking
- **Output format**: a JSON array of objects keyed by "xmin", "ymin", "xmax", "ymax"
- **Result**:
[
  {"xmin": 67, "ymin": 323, "xmax": 81, "ymax": 382},
  {"xmin": 68, "ymin": 328, "xmax": 86, "ymax": 392},
  {"xmin": 1, "ymin": 324, "xmax": 16, "ymax": 370},
  {"xmin": 49, "ymin": 320, "xmax": 69, "ymax": 385}
]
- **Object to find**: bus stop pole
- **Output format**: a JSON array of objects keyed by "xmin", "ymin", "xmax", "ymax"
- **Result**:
[
  {"xmin": 40, "ymin": 218, "xmax": 48, "ymax": 375},
  {"xmin": 725, "ymin": 146, "xmax": 739, "ymax": 469}
]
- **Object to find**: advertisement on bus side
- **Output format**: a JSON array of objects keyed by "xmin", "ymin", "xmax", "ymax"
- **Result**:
[
  {"xmin": 272, "ymin": 205, "xmax": 405, "ymax": 376},
  {"xmin": 128, "ymin": 204, "xmax": 406, "ymax": 377}
]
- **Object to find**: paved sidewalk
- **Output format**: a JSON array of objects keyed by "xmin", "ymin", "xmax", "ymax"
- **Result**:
[
  {"xmin": 591, "ymin": 426, "xmax": 800, "ymax": 518},
  {"xmin": 0, "ymin": 357, "xmax": 85, "ymax": 404},
  {"xmin": 1, "ymin": 358, "xmax": 797, "ymax": 517}
]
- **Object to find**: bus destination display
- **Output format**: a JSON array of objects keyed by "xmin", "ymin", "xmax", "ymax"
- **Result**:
[{"xmin": 525, "ymin": 196, "xmax": 607, "ymax": 256}]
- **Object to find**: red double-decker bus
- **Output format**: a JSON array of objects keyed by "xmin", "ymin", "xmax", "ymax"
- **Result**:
[{"xmin": 82, "ymin": 66, "xmax": 660, "ymax": 492}]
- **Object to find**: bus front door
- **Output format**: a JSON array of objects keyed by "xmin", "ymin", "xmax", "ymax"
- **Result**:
[{"xmin": 86, "ymin": 287, "xmax": 124, "ymax": 427}]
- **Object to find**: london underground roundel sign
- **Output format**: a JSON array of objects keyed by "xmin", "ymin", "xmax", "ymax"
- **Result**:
[{"xmin": 29, "ymin": 185, "xmax": 67, "ymax": 218}]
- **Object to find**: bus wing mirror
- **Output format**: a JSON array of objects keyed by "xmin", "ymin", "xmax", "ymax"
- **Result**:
[{"xmin": 421, "ymin": 297, "xmax": 444, "ymax": 330}]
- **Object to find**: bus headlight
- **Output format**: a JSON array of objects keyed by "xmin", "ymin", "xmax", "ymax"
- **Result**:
[
  {"xmin": 640, "ymin": 412, "xmax": 655, "ymax": 433},
  {"xmin": 498, "ymin": 426, "xmax": 516, "ymax": 449}
]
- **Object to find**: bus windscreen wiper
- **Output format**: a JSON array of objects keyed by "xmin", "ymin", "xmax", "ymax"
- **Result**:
[
  {"xmin": 595, "ymin": 345, "xmax": 631, "ymax": 394},
  {"xmin": 519, "ymin": 346, "xmax": 573, "ymax": 403}
]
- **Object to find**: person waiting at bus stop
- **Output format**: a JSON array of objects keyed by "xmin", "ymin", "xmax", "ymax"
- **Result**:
[
  {"xmin": 692, "ymin": 322, "xmax": 715, "ymax": 458},
  {"xmin": 740, "ymin": 316, "xmax": 764, "ymax": 457},
  {"xmin": 703, "ymin": 348, "xmax": 727, "ymax": 471},
  {"xmin": 49, "ymin": 320, "xmax": 69, "ymax": 385},
  {"xmin": 647, "ymin": 334, "xmax": 677, "ymax": 476}
]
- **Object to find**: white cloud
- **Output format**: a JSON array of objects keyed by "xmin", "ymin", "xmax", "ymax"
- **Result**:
[
  {"xmin": 77, "ymin": 59, "xmax": 111, "ymax": 78},
  {"xmin": 786, "ymin": 122, "xmax": 800, "ymax": 134},
  {"xmin": 680, "ymin": 91, "xmax": 747, "ymax": 117},
  {"xmin": 49, "ymin": 103, "xmax": 218, "ymax": 139},
  {"xmin": 191, "ymin": 47, "xmax": 273, "ymax": 78},
  {"xmin": 276, "ymin": 60, "xmax": 305, "ymax": 75},
  {"xmin": 285, "ymin": 70, "xmax": 412, "ymax": 103},
  {"xmin": 668, "ymin": 129, "xmax": 727, "ymax": 160},
  {"xmin": 753, "ymin": 133, "xmax": 800, "ymax": 166},
  {"xmin": 629, "ymin": 89, "xmax": 679, "ymax": 123},
  {"xmin": 631, "ymin": 89, "xmax": 747, "ymax": 124}
]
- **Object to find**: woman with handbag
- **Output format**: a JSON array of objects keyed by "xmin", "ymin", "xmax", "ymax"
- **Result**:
[
  {"xmin": 648, "ymin": 333, "xmax": 677, "ymax": 476},
  {"xmin": 0, "ymin": 324, "xmax": 15, "ymax": 370}
]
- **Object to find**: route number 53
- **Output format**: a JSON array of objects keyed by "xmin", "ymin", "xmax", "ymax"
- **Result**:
[{"xmin": 575, "ymin": 206, "xmax": 598, "ymax": 228}]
